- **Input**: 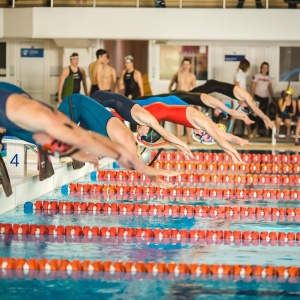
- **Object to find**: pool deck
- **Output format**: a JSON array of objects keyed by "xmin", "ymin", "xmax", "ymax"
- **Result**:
[{"xmin": 0, "ymin": 152, "xmax": 112, "ymax": 215}]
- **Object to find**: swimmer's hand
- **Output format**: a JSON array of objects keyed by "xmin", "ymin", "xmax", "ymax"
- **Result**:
[
  {"xmin": 232, "ymin": 111, "xmax": 255, "ymax": 126},
  {"xmin": 233, "ymin": 136, "xmax": 250, "ymax": 147},
  {"xmin": 264, "ymin": 117, "xmax": 274, "ymax": 130},
  {"xmin": 73, "ymin": 153, "xmax": 100, "ymax": 170},
  {"xmin": 242, "ymin": 115, "xmax": 255, "ymax": 126},
  {"xmin": 171, "ymin": 143, "xmax": 194, "ymax": 160},
  {"xmin": 150, "ymin": 176, "xmax": 175, "ymax": 188},
  {"xmin": 140, "ymin": 165, "xmax": 182, "ymax": 177},
  {"xmin": 224, "ymin": 132, "xmax": 251, "ymax": 147},
  {"xmin": 147, "ymin": 170, "xmax": 183, "ymax": 188},
  {"xmin": 117, "ymin": 153, "xmax": 137, "ymax": 171},
  {"xmin": 228, "ymin": 150, "xmax": 244, "ymax": 164}
]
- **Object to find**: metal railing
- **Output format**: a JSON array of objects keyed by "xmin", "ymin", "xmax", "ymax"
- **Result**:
[{"xmin": 2, "ymin": 0, "xmax": 298, "ymax": 9}]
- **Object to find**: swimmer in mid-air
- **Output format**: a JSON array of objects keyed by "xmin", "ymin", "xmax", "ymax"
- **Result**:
[
  {"xmin": 90, "ymin": 90, "xmax": 246, "ymax": 163},
  {"xmin": 0, "ymin": 82, "xmax": 184, "ymax": 187},
  {"xmin": 138, "ymin": 79, "xmax": 273, "ymax": 130}
]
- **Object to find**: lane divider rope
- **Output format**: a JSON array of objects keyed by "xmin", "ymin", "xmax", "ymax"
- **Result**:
[
  {"xmin": 60, "ymin": 183, "xmax": 300, "ymax": 200},
  {"xmin": 91, "ymin": 170, "xmax": 300, "ymax": 186},
  {"xmin": 1, "ymin": 222, "xmax": 300, "ymax": 244},
  {"xmin": 92, "ymin": 163, "xmax": 300, "ymax": 180},
  {"xmin": 0, "ymin": 257, "xmax": 299, "ymax": 280},
  {"xmin": 148, "ymin": 161, "xmax": 300, "ymax": 174},
  {"xmin": 26, "ymin": 201, "xmax": 300, "ymax": 218},
  {"xmin": 149, "ymin": 151, "xmax": 300, "ymax": 164},
  {"xmin": 1, "ymin": 230, "xmax": 299, "ymax": 248}
]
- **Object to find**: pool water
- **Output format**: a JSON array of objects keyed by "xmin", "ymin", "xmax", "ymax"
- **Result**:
[{"xmin": 0, "ymin": 150, "xmax": 300, "ymax": 299}]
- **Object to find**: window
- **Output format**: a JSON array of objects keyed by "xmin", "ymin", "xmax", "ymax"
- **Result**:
[
  {"xmin": 280, "ymin": 47, "xmax": 300, "ymax": 82},
  {"xmin": 160, "ymin": 45, "xmax": 208, "ymax": 80}
]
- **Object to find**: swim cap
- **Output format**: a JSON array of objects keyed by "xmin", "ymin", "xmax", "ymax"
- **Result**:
[
  {"xmin": 286, "ymin": 87, "xmax": 294, "ymax": 96},
  {"xmin": 241, "ymin": 106, "xmax": 252, "ymax": 115},
  {"xmin": 41, "ymin": 138, "xmax": 79, "ymax": 157},
  {"xmin": 124, "ymin": 55, "xmax": 134, "ymax": 63},
  {"xmin": 141, "ymin": 128, "xmax": 161, "ymax": 143}
]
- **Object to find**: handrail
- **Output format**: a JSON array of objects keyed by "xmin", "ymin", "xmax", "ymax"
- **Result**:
[{"xmin": 3, "ymin": 0, "xmax": 293, "ymax": 9}]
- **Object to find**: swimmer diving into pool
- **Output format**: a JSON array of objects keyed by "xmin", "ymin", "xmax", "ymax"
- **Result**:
[{"xmin": 0, "ymin": 84, "xmax": 184, "ymax": 188}]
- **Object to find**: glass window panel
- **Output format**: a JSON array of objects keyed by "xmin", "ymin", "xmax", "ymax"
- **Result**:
[
  {"xmin": 160, "ymin": 45, "xmax": 208, "ymax": 80},
  {"xmin": 280, "ymin": 47, "xmax": 300, "ymax": 82}
]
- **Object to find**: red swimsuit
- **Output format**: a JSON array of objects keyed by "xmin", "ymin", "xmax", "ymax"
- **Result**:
[{"xmin": 111, "ymin": 102, "xmax": 194, "ymax": 128}]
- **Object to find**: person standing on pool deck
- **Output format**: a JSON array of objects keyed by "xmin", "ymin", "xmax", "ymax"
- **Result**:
[
  {"xmin": 168, "ymin": 57, "xmax": 196, "ymax": 144},
  {"xmin": 57, "ymin": 52, "xmax": 88, "ymax": 104},
  {"xmin": 88, "ymin": 49, "xmax": 118, "ymax": 95},
  {"xmin": 119, "ymin": 55, "xmax": 144, "ymax": 100}
]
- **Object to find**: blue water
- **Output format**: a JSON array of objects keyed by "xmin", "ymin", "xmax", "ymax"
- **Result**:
[
  {"xmin": 1, "ymin": 151, "xmax": 300, "ymax": 299},
  {"xmin": 1, "ymin": 276, "xmax": 300, "ymax": 300}
]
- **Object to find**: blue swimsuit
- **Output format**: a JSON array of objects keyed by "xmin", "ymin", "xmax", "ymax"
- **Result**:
[
  {"xmin": 0, "ymin": 88, "xmax": 43, "ymax": 144},
  {"xmin": 58, "ymin": 94, "xmax": 115, "ymax": 137},
  {"xmin": 0, "ymin": 82, "xmax": 31, "ymax": 98},
  {"xmin": 0, "ymin": 83, "xmax": 115, "ymax": 140},
  {"xmin": 134, "ymin": 95, "xmax": 188, "ymax": 107}
]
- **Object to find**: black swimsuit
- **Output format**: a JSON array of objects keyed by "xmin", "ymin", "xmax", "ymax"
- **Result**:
[
  {"xmin": 90, "ymin": 84, "xmax": 99, "ymax": 96},
  {"xmin": 90, "ymin": 85, "xmax": 111, "ymax": 96},
  {"xmin": 191, "ymin": 79, "xmax": 236, "ymax": 99},
  {"xmin": 277, "ymin": 101, "xmax": 294, "ymax": 119},
  {"xmin": 124, "ymin": 70, "xmax": 141, "ymax": 99},
  {"xmin": 138, "ymin": 79, "xmax": 237, "ymax": 108},
  {"xmin": 91, "ymin": 90, "xmax": 139, "ymax": 125}
]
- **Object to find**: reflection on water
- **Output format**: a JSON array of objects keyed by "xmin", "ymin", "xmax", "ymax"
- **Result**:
[{"xmin": 0, "ymin": 275, "xmax": 300, "ymax": 300}]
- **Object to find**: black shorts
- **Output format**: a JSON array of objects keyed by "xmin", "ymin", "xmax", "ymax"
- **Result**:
[{"xmin": 277, "ymin": 112, "xmax": 291, "ymax": 120}]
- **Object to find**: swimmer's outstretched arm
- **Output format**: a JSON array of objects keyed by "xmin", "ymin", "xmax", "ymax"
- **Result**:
[
  {"xmin": 34, "ymin": 128, "xmax": 182, "ymax": 188},
  {"xmin": 194, "ymin": 123, "xmax": 250, "ymax": 147},
  {"xmin": 187, "ymin": 108, "xmax": 244, "ymax": 163},
  {"xmin": 232, "ymin": 85, "xmax": 274, "ymax": 129},
  {"xmin": 68, "ymin": 151, "xmax": 101, "ymax": 170},
  {"xmin": 219, "ymin": 130, "xmax": 250, "ymax": 147},
  {"xmin": 106, "ymin": 118, "xmax": 181, "ymax": 187},
  {"xmin": 131, "ymin": 105, "xmax": 194, "ymax": 160},
  {"xmin": 200, "ymin": 93, "xmax": 254, "ymax": 126}
]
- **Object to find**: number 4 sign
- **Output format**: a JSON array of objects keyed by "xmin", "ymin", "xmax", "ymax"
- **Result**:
[
  {"xmin": 3, "ymin": 137, "xmax": 29, "ymax": 176},
  {"xmin": 10, "ymin": 154, "xmax": 20, "ymax": 167}
]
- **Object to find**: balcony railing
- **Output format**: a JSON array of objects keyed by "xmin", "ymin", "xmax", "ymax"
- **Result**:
[{"xmin": 1, "ymin": 0, "xmax": 298, "ymax": 9}]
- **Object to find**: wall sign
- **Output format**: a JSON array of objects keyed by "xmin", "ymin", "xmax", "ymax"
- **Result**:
[
  {"xmin": 21, "ymin": 48, "xmax": 44, "ymax": 58},
  {"xmin": 224, "ymin": 55, "xmax": 245, "ymax": 62}
]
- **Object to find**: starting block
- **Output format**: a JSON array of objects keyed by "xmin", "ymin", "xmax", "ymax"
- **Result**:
[{"xmin": 1, "ymin": 135, "xmax": 60, "ymax": 176}]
